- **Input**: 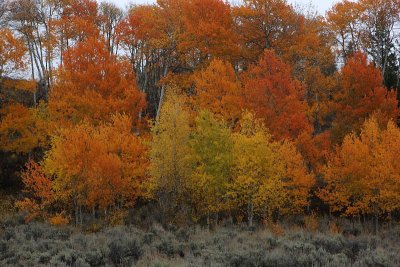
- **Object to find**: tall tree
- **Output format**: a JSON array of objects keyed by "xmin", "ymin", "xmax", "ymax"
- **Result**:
[
  {"xmin": 331, "ymin": 52, "xmax": 399, "ymax": 143},
  {"xmin": 148, "ymin": 89, "xmax": 192, "ymax": 224},
  {"xmin": 49, "ymin": 37, "xmax": 146, "ymax": 127},
  {"xmin": 320, "ymin": 117, "xmax": 400, "ymax": 233},
  {"xmin": 241, "ymin": 50, "xmax": 312, "ymax": 141},
  {"xmin": 327, "ymin": 0, "xmax": 363, "ymax": 61},
  {"xmin": 228, "ymin": 111, "xmax": 314, "ymax": 225},
  {"xmin": 189, "ymin": 110, "xmax": 233, "ymax": 226},
  {"xmin": 98, "ymin": 1, "xmax": 123, "ymax": 55},
  {"xmin": 327, "ymin": 0, "xmax": 400, "ymax": 88},
  {"xmin": 8, "ymin": 0, "xmax": 63, "ymax": 92},
  {"xmin": 43, "ymin": 114, "xmax": 148, "ymax": 225},
  {"xmin": 228, "ymin": 112, "xmax": 283, "ymax": 227},
  {"xmin": 358, "ymin": 0, "xmax": 400, "ymax": 83}
]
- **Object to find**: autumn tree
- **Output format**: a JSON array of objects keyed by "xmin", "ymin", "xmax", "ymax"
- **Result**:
[
  {"xmin": 148, "ymin": 89, "xmax": 192, "ymax": 224},
  {"xmin": 98, "ymin": 1, "xmax": 123, "ymax": 55},
  {"xmin": 7, "ymin": 0, "xmax": 62, "ymax": 91},
  {"xmin": 228, "ymin": 112, "xmax": 313, "ymax": 226},
  {"xmin": 358, "ymin": 0, "xmax": 400, "ymax": 84},
  {"xmin": 327, "ymin": 0, "xmax": 363, "ymax": 61},
  {"xmin": 177, "ymin": 0, "xmax": 239, "ymax": 64},
  {"xmin": 277, "ymin": 140, "xmax": 315, "ymax": 215},
  {"xmin": 116, "ymin": 4, "xmax": 169, "ymax": 116},
  {"xmin": 50, "ymin": 37, "xmax": 146, "ymax": 127},
  {"xmin": 327, "ymin": 0, "xmax": 400, "ymax": 88},
  {"xmin": 281, "ymin": 14, "xmax": 336, "ymax": 134},
  {"xmin": 331, "ymin": 52, "xmax": 398, "ymax": 143},
  {"xmin": 0, "ymin": 28, "xmax": 26, "ymax": 79},
  {"xmin": 241, "ymin": 50, "xmax": 312, "ymax": 141},
  {"xmin": 43, "ymin": 114, "xmax": 148, "ymax": 225},
  {"xmin": 191, "ymin": 59, "xmax": 244, "ymax": 127},
  {"xmin": 56, "ymin": 0, "xmax": 100, "ymax": 47},
  {"xmin": 0, "ymin": 102, "xmax": 49, "ymax": 154},
  {"xmin": 320, "ymin": 117, "xmax": 400, "ymax": 233},
  {"xmin": 233, "ymin": 0, "xmax": 306, "ymax": 65},
  {"xmin": 228, "ymin": 112, "xmax": 282, "ymax": 226},
  {"xmin": 117, "ymin": 0, "xmax": 239, "ymax": 117},
  {"xmin": 189, "ymin": 110, "xmax": 233, "ymax": 227},
  {"xmin": 16, "ymin": 160, "xmax": 53, "ymax": 222}
]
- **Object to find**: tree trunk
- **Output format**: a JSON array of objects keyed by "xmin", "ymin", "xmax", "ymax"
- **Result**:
[
  {"xmin": 373, "ymin": 213, "xmax": 379, "ymax": 235},
  {"xmin": 248, "ymin": 202, "xmax": 253, "ymax": 228},
  {"xmin": 156, "ymin": 62, "xmax": 169, "ymax": 120},
  {"xmin": 79, "ymin": 205, "xmax": 83, "ymax": 227},
  {"xmin": 75, "ymin": 205, "xmax": 79, "ymax": 226},
  {"xmin": 207, "ymin": 211, "xmax": 210, "ymax": 230}
]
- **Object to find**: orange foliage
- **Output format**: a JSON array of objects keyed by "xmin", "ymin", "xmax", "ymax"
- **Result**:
[
  {"xmin": 278, "ymin": 140, "xmax": 315, "ymax": 213},
  {"xmin": 45, "ymin": 114, "xmax": 148, "ymax": 211},
  {"xmin": 57, "ymin": 0, "xmax": 100, "ymax": 43},
  {"xmin": 297, "ymin": 131, "xmax": 333, "ymax": 173},
  {"xmin": 331, "ymin": 52, "xmax": 399, "ymax": 143},
  {"xmin": 50, "ymin": 37, "xmax": 146, "ymax": 127},
  {"xmin": 48, "ymin": 213, "xmax": 70, "ymax": 226},
  {"xmin": 327, "ymin": 0, "xmax": 363, "ymax": 60},
  {"xmin": 320, "ymin": 117, "xmax": 400, "ymax": 217},
  {"xmin": 191, "ymin": 59, "xmax": 244, "ymax": 126},
  {"xmin": 118, "ymin": 0, "xmax": 238, "ymax": 72},
  {"xmin": 241, "ymin": 50, "xmax": 312, "ymax": 140},
  {"xmin": 178, "ymin": 0, "xmax": 239, "ymax": 63},
  {"xmin": 233, "ymin": 0, "xmax": 300, "ymax": 62},
  {"xmin": 0, "ymin": 103, "xmax": 49, "ymax": 153},
  {"xmin": 16, "ymin": 160, "xmax": 53, "ymax": 222},
  {"xmin": 0, "ymin": 28, "xmax": 26, "ymax": 78},
  {"xmin": 116, "ymin": 5, "xmax": 163, "ymax": 50},
  {"xmin": 5, "ymin": 0, "xmax": 400, "ymax": 227}
]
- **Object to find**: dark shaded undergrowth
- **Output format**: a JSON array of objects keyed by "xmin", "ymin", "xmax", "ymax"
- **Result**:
[{"xmin": 1, "ymin": 215, "xmax": 400, "ymax": 267}]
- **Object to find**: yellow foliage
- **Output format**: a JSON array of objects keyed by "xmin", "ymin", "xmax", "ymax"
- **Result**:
[
  {"xmin": 189, "ymin": 110, "xmax": 233, "ymax": 220},
  {"xmin": 148, "ymin": 89, "xmax": 193, "ymax": 221},
  {"xmin": 48, "ymin": 213, "xmax": 70, "ymax": 226},
  {"xmin": 108, "ymin": 210, "xmax": 128, "ymax": 227},
  {"xmin": 304, "ymin": 213, "xmax": 319, "ymax": 232},
  {"xmin": 228, "ymin": 111, "xmax": 314, "ymax": 223},
  {"xmin": 329, "ymin": 222, "xmax": 341, "ymax": 234},
  {"xmin": 268, "ymin": 223, "xmax": 285, "ymax": 236}
]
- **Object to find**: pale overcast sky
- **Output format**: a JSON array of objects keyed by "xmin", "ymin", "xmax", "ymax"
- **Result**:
[{"xmin": 104, "ymin": 0, "xmax": 338, "ymax": 15}]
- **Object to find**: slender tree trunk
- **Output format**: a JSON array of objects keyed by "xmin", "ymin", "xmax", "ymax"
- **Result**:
[
  {"xmin": 207, "ymin": 211, "xmax": 210, "ymax": 230},
  {"xmin": 79, "ymin": 205, "xmax": 83, "ymax": 226},
  {"xmin": 156, "ymin": 62, "xmax": 169, "ymax": 120},
  {"xmin": 75, "ymin": 203, "xmax": 79, "ymax": 226},
  {"xmin": 28, "ymin": 42, "xmax": 35, "ymax": 80},
  {"xmin": 396, "ymin": 58, "xmax": 400, "ymax": 88},
  {"xmin": 374, "ymin": 213, "xmax": 379, "ymax": 235},
  {"xmin": 362, "ymin": 213, "xmax": 366, "ymax": 232},
  {"xmin": 248, "ymin": 202, "xmax": 253, "ymax": 228}
]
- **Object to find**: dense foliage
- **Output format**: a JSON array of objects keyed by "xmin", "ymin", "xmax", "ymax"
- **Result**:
[{"xmin": 0, "ymin": 0, "xmax": 400, "ymax": 236}]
